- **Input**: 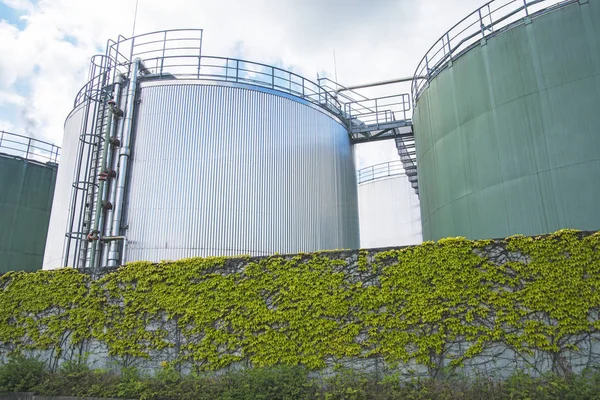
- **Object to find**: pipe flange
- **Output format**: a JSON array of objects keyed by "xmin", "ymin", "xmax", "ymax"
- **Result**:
[
  {"xmin": 113, "ymin": 107, "xmax": 124, "ymax": 118},
  {"xmin": 87, "ymin": 230, "xmax": 99, "ymax": 242}
]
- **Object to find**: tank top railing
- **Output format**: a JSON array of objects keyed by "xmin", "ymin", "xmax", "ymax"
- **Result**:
[
  {"xmin": 0, "ymin": 130, "xmax": 60, "ymax": 164},
  {"xmin": 412, "ymin": 0, "xmax": 579, "ymax": 101},
  {"xmin": 357, "ymin": 160, "xmax": 406, "ymax": 184},
  {"xmin": 73, "ymin": 30, "xmax": 343, "ymax": 118}
]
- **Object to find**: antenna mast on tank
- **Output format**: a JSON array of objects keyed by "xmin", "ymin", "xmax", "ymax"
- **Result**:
[
  {"xmin": 333, "ymin": 50, "xmax": 338, "ymax": 98},
  {"xmin": 132, "ymin": 0, "xmax": 140, "ymax": 37}
]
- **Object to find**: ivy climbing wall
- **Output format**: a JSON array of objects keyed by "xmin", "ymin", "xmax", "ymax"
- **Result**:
[{"xmin": 1, "ymin": 230, "xmax": 600, "ymax": 378}]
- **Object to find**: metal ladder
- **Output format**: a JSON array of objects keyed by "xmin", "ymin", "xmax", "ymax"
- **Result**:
[
  {"xmin": 78, "ymin": 102, "xmax": 109, "ymax": 267},
  {"xmin": 64, "ymin": 60, "xmax": 114, "ymax": 269}
]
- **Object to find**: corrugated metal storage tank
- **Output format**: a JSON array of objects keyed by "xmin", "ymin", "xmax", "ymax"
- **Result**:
[
  {"xmin": 357, "ymin": 161, "xmax": 422, "ymax": 248},
  {"xmin": 125, "ymin": 83, "xmax": 356, "ymax": 261},
  {"xmin": 43, "ymin": 30, "xmax": 359, "ymax": 269},
  {"xmin": 412, "ymin": 0, "xmax": 600, "ymax": 241},
  {"xmin": 0, "ymin": 132, "xmax": 59, "ymax": 273}
]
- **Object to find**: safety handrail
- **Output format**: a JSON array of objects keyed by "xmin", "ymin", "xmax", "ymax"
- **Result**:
[
  {"xmin": 412, "ymin": 0, "xmax": 579, "ymax": 102},
  {"xmin": 0, "ymin": 130, "xmax": 60, "ymax": 164},
  {"xmin": 73, "ymin": 29, "xmax": 343, "ymax": 118},
  {"xmin": 345, "ymin": 94, "xmax": 411, "ymax": 130},
  {"xmin": 357, "ymin": 160, "xmax": 406, "ymax": 184}
]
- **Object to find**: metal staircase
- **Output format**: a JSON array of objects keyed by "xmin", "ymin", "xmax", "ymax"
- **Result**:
[
  {"xmin": 318, "ymin": 77, "xmax": 418, "ymax": 194},
  {"xmin": 352, "ymin": 118, "xmax": 418, "ymax": 195},
  {"xmin": 394, "ymin": 130, "xmax": 418, "ymax": 195},
  {"xmin": 319, "ymin": 78, "xmax": 419, "ymax": 195}
]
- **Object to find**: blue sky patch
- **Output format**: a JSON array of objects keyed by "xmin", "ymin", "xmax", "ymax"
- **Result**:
[
  {"xmin": 0, "ymin": 2, "xmax": 28, "ymax": 30},
  {"xmin": 63, "ymin": 34, "xmax": 78, "ymax": 45}
]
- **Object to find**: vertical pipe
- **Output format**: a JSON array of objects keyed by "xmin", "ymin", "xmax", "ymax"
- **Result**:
[
  {"xmin": 102, "ymin": 85, "xmax": 125, "ymax": 267},
  {"xmin": 92, "ymin": 77, "xmax": 123, "ymax": 269},
  {"xmin": 108, "ymin": 59, "xmax": 141, "ymax": 267},
  {"xmin": 88, "ymin": 104, "xmax": 113, "ymax": 269}
]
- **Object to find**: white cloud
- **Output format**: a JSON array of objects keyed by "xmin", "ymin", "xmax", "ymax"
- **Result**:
[
  {"xmin": 0, "ymin": 0, "xmax": 486, "ymax": 162},
  {"xmin": 0, "ymin": 118, "xmax": 17, "ymax": 133},
  {"xmin": 0, "ymin": 91, "xmax": 25, "ymax": 105}
]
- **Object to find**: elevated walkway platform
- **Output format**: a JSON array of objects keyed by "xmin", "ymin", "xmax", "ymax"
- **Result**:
[{"xmin": 318, "ymin": 78, "xmax": 419, "ymax": 194}]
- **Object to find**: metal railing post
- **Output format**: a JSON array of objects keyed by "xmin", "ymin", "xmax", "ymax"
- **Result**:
[
  {"xmin": 236, "ymin": 60, "xmax": 239, "ymax": 82},
  {"xmin": 26, "ymin": 138, "xmax": 31, "ymax": 159},
  {"xmin": 478, "ymin": 8, "xmax": 486, "ymax": 38},
  {"xmin": 271, "ymin": 67, "xmax": 275, "ymax": 89},
  {"xmin": 523, "ymin": 0, "xmax": 529, "ymax": 17},
  {"xmin": 160, "ymin": 31, "xmax": 166, "ymax": 77}
]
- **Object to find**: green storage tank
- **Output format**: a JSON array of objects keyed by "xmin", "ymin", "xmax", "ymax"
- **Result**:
[
  {"xmin": 413, "ymin": 0, "xmax": 600, "ymax": 241},
  {"xmin": 0, "ymin": 132, "xmax": 59, "ymax": 273}
]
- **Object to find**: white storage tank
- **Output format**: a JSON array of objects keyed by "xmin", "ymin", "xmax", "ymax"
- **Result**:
[
  {"xmin": 43, "ymin": 30, "xmax": 359, "ymax": 269},
  {"xmin": 357, "ymin": 160, "xmax": 422, "ymax": 248}
]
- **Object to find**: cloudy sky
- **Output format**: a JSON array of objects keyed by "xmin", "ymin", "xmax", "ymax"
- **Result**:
[{"xmin": 0, "ymin": 0, "xmax": 484, "ymax": 166}]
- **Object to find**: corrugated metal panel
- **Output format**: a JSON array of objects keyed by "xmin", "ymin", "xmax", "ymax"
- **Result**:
[
  {"xmin": 42, "ymin": 105, "xmax": 88, "ymax": 269},
  {"xmin": 358, "ymin": 174, "xmax": 422, "ymax": 248},
  {"xmin": 122, "ymin": 82, "xmax": 359, "ymax": 262},
  {"xmin": 413, "ymin": 0, "xmax": 600, "ymax": 241},
  {"xmin": 0, "ymin": 155, "xmax": 57, "ymax": 273}
]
